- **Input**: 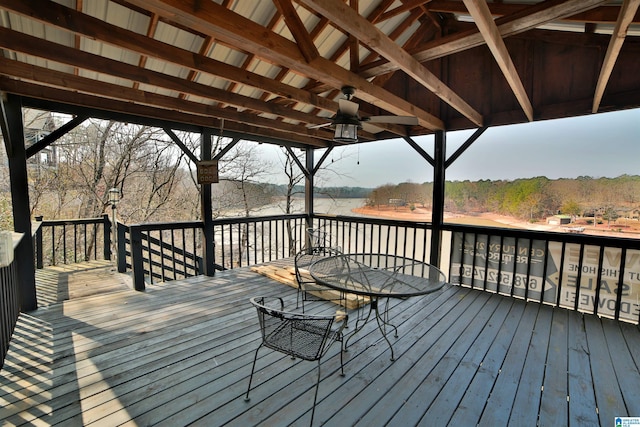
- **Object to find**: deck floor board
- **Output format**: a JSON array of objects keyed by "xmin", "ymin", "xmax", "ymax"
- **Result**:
[{"xmin": 1, "ymin": 261, "xmax": 639, "ymax": 426}]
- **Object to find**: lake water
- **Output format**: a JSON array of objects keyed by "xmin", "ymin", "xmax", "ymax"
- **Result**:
[{"xmin": 224, "ymin": 197, "xmax": 368, "ymax": 217}]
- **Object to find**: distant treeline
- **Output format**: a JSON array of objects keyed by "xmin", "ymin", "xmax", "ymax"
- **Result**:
[
  {"xmin": 271, "ymin": 184, "xmax": 373, "ymax": 199},
  {"xmin": 366, "ymin": 175, "xmax": 640, "ymax": 221}
]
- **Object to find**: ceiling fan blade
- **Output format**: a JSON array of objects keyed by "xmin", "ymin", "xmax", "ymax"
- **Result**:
[
  {"xmin": 362, "ymin": 122, "xmax": 385, "ymax": 134},
  {"xmin": 367, "ymin": 115, "xmax": 419, "ymax": 126},
  {"xmin": 339, "ymin": 99, "xmax": 359, "ymax": 116},
  {"xmin": 308, "ymin": 122, "xmax": 332, "ymax": 129}
]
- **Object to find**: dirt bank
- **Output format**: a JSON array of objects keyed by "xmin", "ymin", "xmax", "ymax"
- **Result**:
[{"xmin": 352, "ymin": 205, "xmax": 640, "ymax": 239}]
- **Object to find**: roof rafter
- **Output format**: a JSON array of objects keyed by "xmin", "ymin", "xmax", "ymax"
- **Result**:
[
  {"xmin": 0, "ymin": 27, "xmax": 341, "ymax": 126},
  {"xmin": 427, "ymin": 0, "xmax": 640, "ymax": 25},
  {"xmin": 273, "ymin": 0, "xmax": 319, "ymax": 63},
  {"xmin": 0, "ymin": 58, "xmax": 339, "ymax": 144},
  {"xmin": 463, "ymin": 0, "xmax": 533, "ymax": 121},
  {"xmin": 0, "ymin": 0, "xmax": 338, "ymax": 114},
  {"xmin": 362, "ymin": 0, "xmax": 612, "ymax": 77},
  {"xmin": 123, "ymin": 0, "xmax": 444, "ymax": 130},
  {"xmin": 298, "ymin": 0, "xmax": 483, "ymax": 126},
  {"xmin": 592, "ymin": 0, "xmax": 640, "ymax": 113},
  {"xmin": 0, "ymin": 76, "xmax": 330, "ymax": 147}
]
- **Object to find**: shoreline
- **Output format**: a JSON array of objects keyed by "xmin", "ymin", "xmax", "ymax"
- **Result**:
[{"xmin": 351, "ymin": 205, "xmax": 640, "ymax": 238}]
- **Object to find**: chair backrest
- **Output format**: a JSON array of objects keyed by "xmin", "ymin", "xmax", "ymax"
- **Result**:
[
  {"xmin": 294, "ymin": 246, "xmax": 342, "ymax": 285},
  {"xmin": 250, "ymin": 296, "xmax": 342, "ymax": 361}
]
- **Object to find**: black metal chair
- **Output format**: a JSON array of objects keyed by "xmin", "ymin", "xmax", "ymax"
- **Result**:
[
  {"xmin": 245, "ymin": 296, "xmax": 347, "ymax": 427},
  {"xmin": 295, "ymin": 246, "xmax": 346, "ymax": 312}
]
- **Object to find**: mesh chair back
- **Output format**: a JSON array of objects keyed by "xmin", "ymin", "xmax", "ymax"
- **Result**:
[
  {"xmin": 295, "ymin": 247, "xmax": 344, "ymax": 309},
  {"xmin": 251, "ymin": 296, "xmax": 340, "ymax": 361}
]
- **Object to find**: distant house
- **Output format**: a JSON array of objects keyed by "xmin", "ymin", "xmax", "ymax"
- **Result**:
[
  {"xmin": 389, "ymin": 198, "xmax": 406, "ymax": 207},
  {"xmin": 547, "ymin": 215, "xmax": 571, "ymax": 225}
]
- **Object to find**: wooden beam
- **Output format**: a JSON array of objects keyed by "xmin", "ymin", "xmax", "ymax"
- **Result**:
[
  {"xmin": 0, "ymin": 0, "xmax": 410, "ymax": 137},
  {"xmin": 0, "ymin": 0, "xmax": 337, "ymax": 113},
  {"xmin": 362, "ymin": 0, "xmax": 611, "ymax": 76},
  {"xmin": 0, "ymin": 27, "xmax": 333, "ymax": 127},
  {"xmin": 124, "ymin": 0, "xmax": 445, "ymax": 130},
  {"xmin": 285, "ymin": 145, "xmax": 310, "ymax": 179},
  {"xmin": 463, "ymin": 0, "xmax": 533, "ymax": 121},
  {"xmin": 592, "ymin": 0, "xmax": 640, "ymax": 113},
  {"xmin": 445, "ymin": 126, "xmax": 488, "ymax": 168},
  {"xmin": 0, "ymin": 77, "xmax": 330, "ymax": 148},
  {"xmin": 299, "ymin": 0, "xmax": 483, "ymax": 127},
  {"xmin": 25, "ymin": 114, "xmax": 89, "ymax": 159},
  {"xmin": 274, "ymin": 0, "xmax": 319, "ymax": 63},
  {"xmin": 164, "ymin": 128, "xmax": 199, "ymax": 164},
  {"xmin": 402, "ymin": 136, "xmax": 434, "ymax": 166},
  {"xmin": 427, "ymin": 1, "xmax": 639, "ymax": 25},
  {"xmin": 0, "ymin": 58, "xmax": 342, "ymax": 143}
]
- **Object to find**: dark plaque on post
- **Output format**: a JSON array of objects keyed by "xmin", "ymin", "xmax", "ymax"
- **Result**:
[{"xmin": 197, "ymin": 160, "xmax": 219, "ymax": 184}]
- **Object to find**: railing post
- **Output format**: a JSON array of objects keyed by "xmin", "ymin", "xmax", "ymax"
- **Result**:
[
  {"xmin": 103, "ymin": 213, "xmax": 112, "ymax": 261},
  {"xmin": 34, "ymin": 216, "xmax": 44, "ymax": 269},
  {"xmin": 130, "ymin": 225, "xmax": 146, "ymax": 291},
  {"xmin": 117, "ymin": 222, "xmax": 127, "ymax": 273}
]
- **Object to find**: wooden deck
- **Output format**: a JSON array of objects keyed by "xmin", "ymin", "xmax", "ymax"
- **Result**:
[{"xmin": 1, "ymin": 260, "xmax": 639, "ymax": 426}]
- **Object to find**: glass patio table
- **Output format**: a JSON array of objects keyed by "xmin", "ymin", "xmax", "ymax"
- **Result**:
[{"xmin": 309, "ymin": 253, "xmax": 447, "ymax": 361}]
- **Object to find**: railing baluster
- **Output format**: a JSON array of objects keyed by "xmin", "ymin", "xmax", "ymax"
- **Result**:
[
  {"xmin": 614, "ymin": 248, "xmax": 628, "ymax": 321},
  {"xmin": 51, "ymin": 226, "xmax": 56, "ymax": 265},
  {"xmin": 146, "ymin": 232, "xmax": 153, "ymax": 284},
  {"xmin": 496, "ymin": 235, "xmax": 504, "ymax": 295},
  {"xmin": 470, "ymin": 233, "xmax": 478, "ymax": 289},
  {"xmin": 253, "ymin": 221, "xmax": 258, "ymax": 264},
  {"xmin": 556, "ymin": 241, "xmax": 567, "ymax": 307},
  {"xmin": 73, "ymin": 224, "xmax": 78, "ymax": 263},
  {"xmin": 62, "ymin": 224, "xmax": 67, "ymax": 264},
  {"xmin": 593, "ymin": 246, "xmax": 605, "ymax": 317},
  {"xmin": 159, "ymin": 231, "xmax": 166, "ymax": 282},
  {"xmin": 574, "ymin": 244, "xmax": 585, "ymax": 311},
  {"xmin": 539, "ymin": 240, "xmax": 550, "ymax": 305},
  {"xmin": 192, "ymin": 227, "xmax": 199, "ymax": 275}
]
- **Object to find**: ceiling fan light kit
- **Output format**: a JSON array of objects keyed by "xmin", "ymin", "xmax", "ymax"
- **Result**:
[{"xmin": 333, "ymin": 113, "xmax": 362, "ymax": 143}]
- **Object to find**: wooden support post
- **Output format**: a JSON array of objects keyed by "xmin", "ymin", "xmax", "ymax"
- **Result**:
[
  {"xmin": 200, "ymin": 129, "xmax": 215, "ymax": 276},
  {"xmin": 430, "ymin": 130, "xmax": 446, "ymax": 268},
  {"xmin": 304, "ymin": 147, "xmax": 314, "ymax": 248},
  {"xmin": 0, "ymin": 93, "xmax": 37, "ymax": 311}
]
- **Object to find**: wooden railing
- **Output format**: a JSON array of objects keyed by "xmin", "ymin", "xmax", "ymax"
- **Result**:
[
  {"xmin": 443, "ymin": 224, "xmax": 640, "ymax": 324},
  {"xmin": 1, "ymin": 233, "xmax": 22, "ymax": 369},
  {"xmin": 28, "ymin": 213, "xmax": 640, "ymax": 325},
  {"xmin": 33, "ymin": 215, "xmax": 111, "ymax": 268},
  {"xmin": 121, "ymin": 220, "xmax": 204, "ymax": 290},
  {"xmin": 310, "ymin": 214, "xmax": 639, "ymax": 324},
  {"xmin": 120, "ymin": 214, "xmax": 308, "ymax": 289}
]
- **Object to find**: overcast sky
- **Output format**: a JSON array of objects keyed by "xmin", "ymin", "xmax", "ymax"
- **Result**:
[{"xmin": 260, "ymin": 107, "xmax": 640, "ymax": 188}]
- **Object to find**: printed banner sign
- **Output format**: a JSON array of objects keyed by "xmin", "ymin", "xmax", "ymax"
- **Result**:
[{"xmin": 450, "ymin": 232, "xmax": 640, "ymax": 322}]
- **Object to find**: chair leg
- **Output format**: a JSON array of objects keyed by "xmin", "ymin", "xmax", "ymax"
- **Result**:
[
  {"xmin": 339, "ymin": 339, "xmax": 345, "ymax": 377},
  {"xmin": 244, "ymin": 345, "xmax": 262, "ymax": 401},
  {"xmin": 310, "ymin": 359, "xmax": 322, "ymax": 427}
]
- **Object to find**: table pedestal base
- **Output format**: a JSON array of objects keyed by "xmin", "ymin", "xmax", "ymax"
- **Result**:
[{"xmin": 346, "ymin": 298, "xmax": 398, "ymax": 361}]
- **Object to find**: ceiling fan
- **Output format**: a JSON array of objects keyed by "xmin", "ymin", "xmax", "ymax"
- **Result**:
[{"xmin": 311, "ymin": 86, "xmax": 419, "ymax": 142}]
